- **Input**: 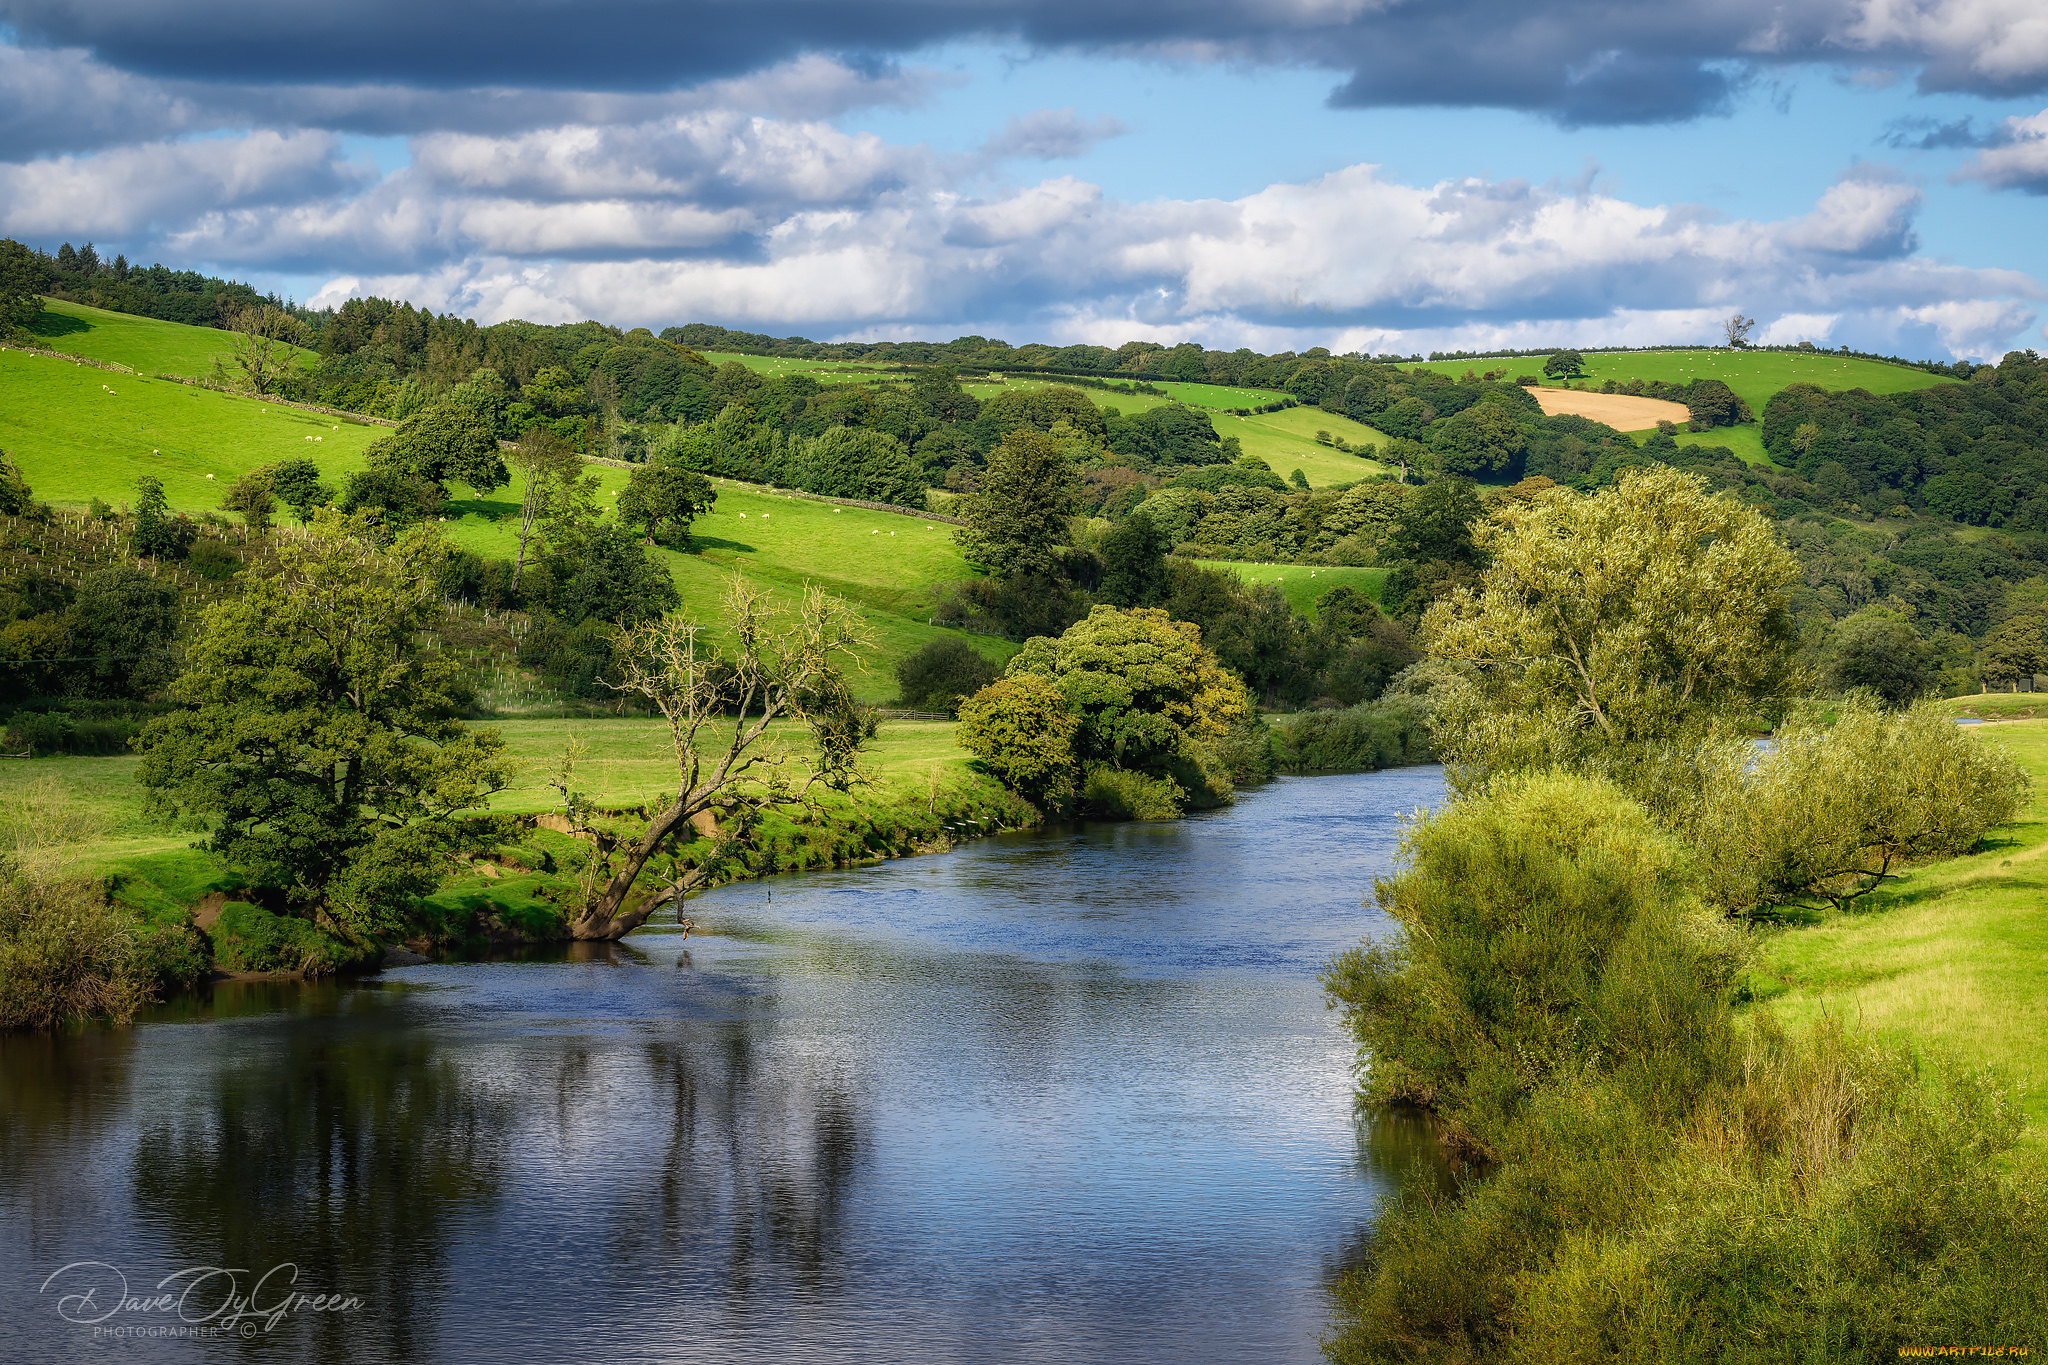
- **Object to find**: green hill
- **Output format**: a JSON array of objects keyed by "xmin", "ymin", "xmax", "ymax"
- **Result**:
[
  {"xmin": 0, "ymin": 338, "xmax": 1007, "ymax": 701},
  {"xmin": 1410, "ymin": 348, "xmax": 1956, "ymax": 421},
  {"xmin": 962, "ymin": 374, "xmax": 1389, "ymax": 487},
  {"xmin": 24, "ymin": 296, "xmax": 317, "ymax": 379},
  {"xmin": 0, "ymin": 347, "xmax": 379, "ymax": 505}
]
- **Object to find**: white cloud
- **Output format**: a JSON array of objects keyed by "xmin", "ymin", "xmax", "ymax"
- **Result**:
[
  {"xmin": 979, "ymin": 108, "xmax": 1128, "ymax": 161},
  {"xmin": 1954, "ymin": 108, "xmax": 2048, "ymax": 192},
  {"xmin": 261, "ymin": 152, "xmax": 2040, "ymax": 360},
  {"xmin": 0, "ymin": 130, "xmax": 365, "ymax": 238}
]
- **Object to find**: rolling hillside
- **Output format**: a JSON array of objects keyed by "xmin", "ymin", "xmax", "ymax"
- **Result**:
[
  {"xmin": 0, "ymin": 324, "xmax": 1008, "ymax": 701},
  {"xmin": 24, "ymin": 296, "xmax": 317, "ymax": 378},
  {"xmin": 963, "ymin": 373, "xmax": 1389, "ymax": 486},
  {"xmin": 1410, "ymin": 348, "xmax": 1955, "ymax": 423}
]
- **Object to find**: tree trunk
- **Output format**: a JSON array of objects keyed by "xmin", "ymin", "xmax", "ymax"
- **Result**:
[{"xmin": 567, "ymin": 792, "xmax": 716, "ymax": 940}]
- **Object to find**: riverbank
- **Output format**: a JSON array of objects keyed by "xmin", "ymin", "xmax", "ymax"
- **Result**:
[
  {"xmin": 0, "ymin": 718, "xmax": 1039, "ymax": 1006},
  {"xmin": 1742, "ymin": 716, "xmax": 2048, "ymax": 1132}
]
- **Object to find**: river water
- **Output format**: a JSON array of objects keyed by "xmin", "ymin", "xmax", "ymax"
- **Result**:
[{"xmin": 0, "ymin": 768, "xmax": 1445, "ymax": 1364}]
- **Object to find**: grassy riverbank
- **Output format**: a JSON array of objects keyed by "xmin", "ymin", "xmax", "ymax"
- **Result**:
[
  {"xmin": 1743, "ymin": 717, "xmax": 2048, "ymax": 1131},
  {"xmin": 0, "ymin": 717, "xmax": 1033, "ymax": 979}
]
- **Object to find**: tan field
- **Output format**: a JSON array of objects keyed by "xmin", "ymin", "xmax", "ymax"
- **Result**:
[{"xmin": 1529, "ymin": 387, "xmax": 1691, "ymax": 430}]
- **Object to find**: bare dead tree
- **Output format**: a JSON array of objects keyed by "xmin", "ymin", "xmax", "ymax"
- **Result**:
[
  {"xmin": 559, "ymin": 576, "xmax": 874, "ymax": 940},
  {"xmin": 1723, "ymin": 312, "xmax": 1757, "ymax": 349}
]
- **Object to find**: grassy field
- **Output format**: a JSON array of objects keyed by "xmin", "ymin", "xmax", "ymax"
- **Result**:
[
  {"xmin": 963, "ymin": 376, "xmax": 1159, "ymax": 415},
  {"xmin": 1746, "ymin": 719, "xmax": 2048, "ymax": 1133},
  {"xmin": 1154, "ymin": 381, "xmax": 1290, "ymax": 410},
  {"xmin": 1409, "ymin": 349, "xmax": 1955, "ymax": 424},
  {"xmin": 0, "ymin": 347, "xmax": 380, "ymax": 507},
  {"xmin": 1194, "ymin": 560, "xmax": 1387, "ymax": 612},
  {"xmin": 699, "ymin": 351, "xmax": 898, "ymax": 386},
  {"xmin": 441, "ymin": 474, "xmax": 1008, "ymax": 700},
  {"xmin": 1212, "ymin": 404, "xmax": 1390, "ymax": 486},
  {"xmin": 25, "ymin": 297, "xmax": 317, "ymax": 379},
  {"xmin": 1934, "ymin": 692, "xmax": 2048, "ymax": 721},
  {"xmin": 0, "ymin": 716, "xmax": 978, "ymax": 871}
]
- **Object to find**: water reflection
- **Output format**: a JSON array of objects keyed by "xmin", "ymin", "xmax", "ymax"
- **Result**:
[{"xmin": 0, "ymin": 769, "xmax": 1444, "ymax": 1364}]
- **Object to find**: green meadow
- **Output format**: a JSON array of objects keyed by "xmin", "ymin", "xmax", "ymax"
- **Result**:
[
  {"xmin": 0, "ymin": 716, "xmax": 981, "ymax": 873},
  {"xmin": 698, "ymin": 350, "xmax": 896, "ymax": 385},
  {"xmin": 1747, "ymin": 718, "xmax": 2048, "ymax": 1133},
  {"xmin": 1211, "ymin": 403, "xmax": 1390, "ymax": 486},
  {"xmin": 964, "ymin": 373, "xmax": 1388, "ymax": 487},
  {"xmin": 440, "ymin": 472, "xmax": 1010, "ymax": 699},
  {"xmin": 0, "ymin": 330, "xmax": 1005, "ymax": 698},
  {"xmin": 1410, "ymin": 347, "xmax": 1955, "ymax": 421},
  {"xmin": 1153, "ymin": 380, "xmax": 1289, "ymax": 410},
  {"xmin": 25, "ymin": 296, "xmax": 317, "ymax": 379},
  {"xmin": 0, "ymin": 347, "xmax": 379, "ymax": 507},
  {"xmin": 1195, "ymin": 560, "xmax": 1387, "ymax": 612}
]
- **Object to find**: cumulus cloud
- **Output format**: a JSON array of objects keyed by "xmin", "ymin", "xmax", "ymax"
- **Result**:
[
  {"xmin": 0, "ymin": 44, "xmax": 944, "ymax": 157},
  {"xmin": 0, "ymin": 130, "xmax": 369, "ymax": 239},
  {"xmin": 231, "ymin": 148, "xmax": 2033, "ymax": 360},
  {"xmin": 1954, "ymin": 108, "xmax": 2048, "ymax": 192},
  {"xmin": 3, "ymin": 0, "xmax": 2047, "ymax": 131}
]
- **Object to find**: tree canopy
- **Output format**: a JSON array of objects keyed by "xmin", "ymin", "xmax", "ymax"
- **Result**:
[
  {"xmin": 136, "ymin": 512, "xmax": 509, "ymax": 940},
  {"xmin": 1425, "ymin": 466, "xmax": 1800, "ymax": 788}
]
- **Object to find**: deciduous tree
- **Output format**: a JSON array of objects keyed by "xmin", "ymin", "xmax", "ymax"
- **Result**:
[
  {"xmin": 1425, "ymin": 466, "xmax": 1800, "ymax": 789},
  {"xmin": 137, "ymin": 511, "xmax": 509, "ymax": 942},
  {"xmin": 956, "ymin": 429, "xmax": 1078, "ymax": 580},
  {"xmin": 558, "ymin": 578, "xmax": 873, "ymax": 940},
  {"xmin": 617, "ymin": 463, "xmax": 716, "ymax": 544}
]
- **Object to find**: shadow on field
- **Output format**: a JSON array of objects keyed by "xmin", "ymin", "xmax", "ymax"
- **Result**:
[
  {"xmin": 688, "ymin": 535, "xmax": 756, "ymax": 554},
  {"xmin": 29, "ymin": 311, "xmax": 91, "ymax": 339}
]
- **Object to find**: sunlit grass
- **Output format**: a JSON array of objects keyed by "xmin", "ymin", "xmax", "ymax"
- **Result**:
[{"xmin": 1746, "ymin": 720, "xmax": 2048, "ymax": 1134}]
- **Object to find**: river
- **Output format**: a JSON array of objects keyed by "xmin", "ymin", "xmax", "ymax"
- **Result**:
[{"xmin": 0, "ymin": 767, "xmax": 1446, "ymax": 1364}]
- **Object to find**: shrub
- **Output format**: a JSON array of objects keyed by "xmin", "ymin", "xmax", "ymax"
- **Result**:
[
  {"xmin": 1079, "ymin": 765, "xmax": 1184, "ymax": 820},
  {"xmin": 211, "ymin": 901, "xmax": 372, "ymax": 976},
  {"xmin": 1689, "ymin": 699, "xmax": 2030, "ymax": 918},
  {"xmin": 894, "ymin": 636, "xmax": 998, "ymax": 715},
  {"xmin": 1323, "ymin": 771, "xmax": 1738, "ymax": 1157},
  {"xmin": 1330, "ymin": 1019, "xmax": 2048, "ymax": 1362},
  {"xmin": 1272, "ymin": 698, "xmax": 1432, "ymax": 772},
  {"xmin": 955, "ymin": 674, "xmax": 1080, "ymax": 809},
  {"xmin": 0, "ymin": 864, "xmax": 181, "ymax": 1030},
  {"xmin": 187, "ymin": 537, "xmax": 240, "ymax": 580}
]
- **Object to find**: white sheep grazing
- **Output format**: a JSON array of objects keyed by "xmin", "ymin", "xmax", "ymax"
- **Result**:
[
  {"xmin": 314, "ymin": 435, "xmax": 322, "ymax": 442},
  {"xmin": 738, "ymin": 512, "xmax": 748, "ymax": 519},
  {"xmin": 760, "ymin": 512, "xmax": 768, "ymax": 519},
  {"xmin": 205, "ymin": 473, "xmax": 215, "ymax": 480},
  {"xmin": 870, "ymin": 529, "xmax": 878, "ymax": 535},
  {"xmin": 833, "ymin": 508, "xmax": 841, "ymax": 513}
]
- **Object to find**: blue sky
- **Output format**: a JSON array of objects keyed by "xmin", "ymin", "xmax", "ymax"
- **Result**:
[{"xmin": 2, "ymin": 1, "xmax": 2046, "ymax": 358}]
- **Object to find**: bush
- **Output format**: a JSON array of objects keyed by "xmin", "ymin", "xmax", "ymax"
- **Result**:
[
  {"xmin": 1329, "ymin": 1019, "xmax": 2048, "ymax": 1363},
  {"xmin": 894, "ymin": 636, "xmax": 998, "ymax": 715},
  {"xmin": 1079, "ymin": 765, "xmax": 1184, "ymax": 820},
  {"xmin": 211, "ymin": 901, "xmax": 372, "ymax": 976},
  {"xmin": 1688, "ymin": 699, "xmax": 2030, "ymax": 918},
  {"xmin": 0, "ymin": 864, "xmax": 179, "ymax": 1030},
  {"xmin": 1324, "ymin": 771, "xmax": 1738, "ymax": 1157},
  {"xmin": 187, "ymin": 537, "xmax": 240, "ymax": 580},
  {"xmin": 1272, "ymin": 698, "xmax": 1432, "ymax": 772},
  {"xmin": 956, "ymin": 674, "xmax": 1080, "ymax": 809}
]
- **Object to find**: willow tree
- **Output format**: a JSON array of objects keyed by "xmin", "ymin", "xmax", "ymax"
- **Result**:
[
  {"xmin": 562, "ymin": 577, "xmax": 873, "ymax": 940},
  {"xmin": 1424, "ymin": 466, "xmax": 1800, "ymax": 797}
]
